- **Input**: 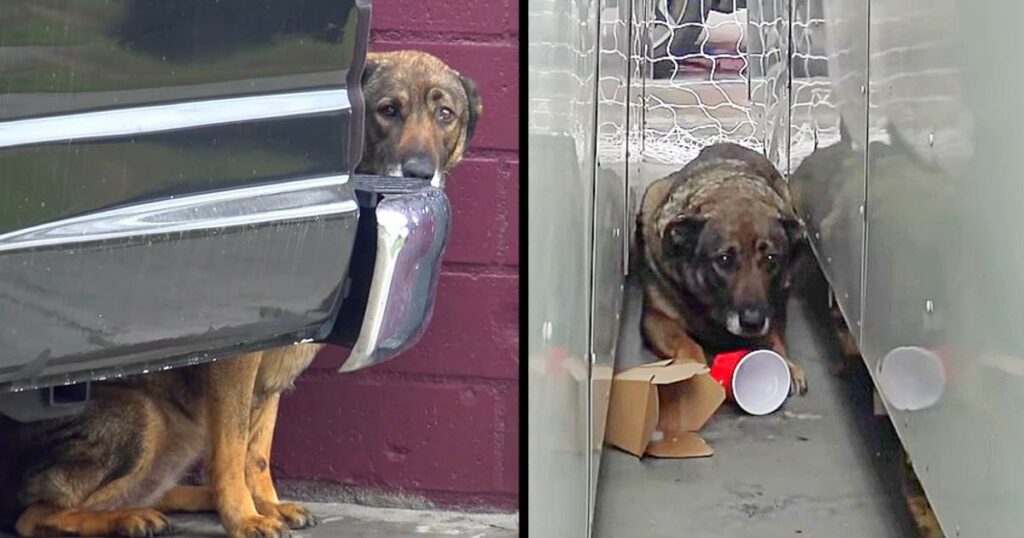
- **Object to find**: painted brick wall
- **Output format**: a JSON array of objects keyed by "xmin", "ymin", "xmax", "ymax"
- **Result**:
[{"xmin": 272, "ymin": 0, "xmax": 519, "ymax": 512}]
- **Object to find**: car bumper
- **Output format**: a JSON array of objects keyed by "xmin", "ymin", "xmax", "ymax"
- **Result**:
[
  {"xmin": 328, "ymin": 177, "xmax": 451, "ymax": 372},
  {"xmin": 0, "ymin": 175, "xmax": 361, "ymax": 391}
]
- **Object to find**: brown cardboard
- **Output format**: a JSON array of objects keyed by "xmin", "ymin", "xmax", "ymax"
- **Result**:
[{"xmin": 605, "ymin": 359, "xmax": 725, "ymax": 458}]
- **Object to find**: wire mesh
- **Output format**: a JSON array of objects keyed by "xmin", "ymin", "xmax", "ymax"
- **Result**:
[{"xmin": 622, "ymin": 0, "xmax": 834, "ymax": 173}]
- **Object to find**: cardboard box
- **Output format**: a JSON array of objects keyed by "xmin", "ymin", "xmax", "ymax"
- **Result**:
[{"xmin": 604, "ymin": 359, "xmax": 725, "ymax": 458}]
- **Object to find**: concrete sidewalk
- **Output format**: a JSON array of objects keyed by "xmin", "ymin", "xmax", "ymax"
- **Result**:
[{"xmin": 0, "ymin": 503, "xmax": 518, "ymax": 538}]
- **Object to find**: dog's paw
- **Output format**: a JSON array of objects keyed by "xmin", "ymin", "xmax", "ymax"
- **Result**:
[
  {"xmin": 232, "ymin": 514, "xmax": 291, "ymax": 538},
  {"xmin": 256, "ymin": 500, "xmax": 317, "ymax": 529},
  {"xmin": 788, "ymin": 362, "xmax": 809, "ymax": 396},
  {"xmin": 114, "ymin": 508, "xmax": 172, "ymax": 537}
]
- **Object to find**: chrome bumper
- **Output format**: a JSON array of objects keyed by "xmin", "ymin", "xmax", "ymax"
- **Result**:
[{"xmin": 336, "ymin": 182, "xmax": 451, "ymax": 372}]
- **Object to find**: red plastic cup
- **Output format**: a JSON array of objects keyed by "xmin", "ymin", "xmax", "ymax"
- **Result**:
[{"xmin": 710, "ymin": 349, "xmax": 791, "ymax": 415}]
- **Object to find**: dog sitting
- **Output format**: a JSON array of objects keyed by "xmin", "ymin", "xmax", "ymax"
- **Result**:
[
  {"xmin": 637, "ymin": 142, "xmax": 808, "ymax": 394},
  {"xmin": 0, "ymin": 50, "xmax": 481, "ymax": 538}
]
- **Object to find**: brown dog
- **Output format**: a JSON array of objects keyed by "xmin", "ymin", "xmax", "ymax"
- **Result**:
[
  {"xmin": 637, "ymin": 143, "xmax": 808, "ymax": 394},
  {"xmin": 357, "ymin": 50, "xmax": 482, "ymax": 188},
  {"xmin": 0, "ymin": 50, "xmax": 481, "ymax": 538}
]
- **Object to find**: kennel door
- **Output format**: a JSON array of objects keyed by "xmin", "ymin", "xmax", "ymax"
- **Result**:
[{"xmin": 528, "ymin": 0, "xmax": 601, "ymax": 533}]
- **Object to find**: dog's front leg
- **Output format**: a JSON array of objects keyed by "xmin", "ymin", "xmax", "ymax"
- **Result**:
[
  {"xmin": 766, "ymin": 332, "xmax": 808, "ymax": 395},
  {"xmin": 206, "ymin": 353, "xmax": 290, "ymax": 538},
  {"xmin": 642, "ymin": 309, "xmax": 706, "ymax": 364},
  {"xmin": 247, "ymin": 394, "xmax": 316, "ymax": 529}
]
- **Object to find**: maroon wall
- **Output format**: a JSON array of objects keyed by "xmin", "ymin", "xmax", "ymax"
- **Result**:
[{"xmin": 272, "ymin": 0, "xmax": 519, "ymax": 512}]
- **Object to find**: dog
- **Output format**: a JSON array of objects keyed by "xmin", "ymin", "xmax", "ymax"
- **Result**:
[
  {"xmin": 637, "ymin": 142, "xmax": 808, "ymax": 394},
  {"xmin": 356, "ymin": 50, "xmax": 482, "ymax": 188},
  {"xmin": 0, "ymin": 50, "xmax": 481, "ymax": 538}
]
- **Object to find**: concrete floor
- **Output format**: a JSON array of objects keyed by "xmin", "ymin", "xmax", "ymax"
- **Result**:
[
  {"xmin": 0, "ymin": 503, "xmax": 518, "ymax": 538},
  {"xmin": 593, "ymin": 278, "xmax": 918, "ymax": 538}
]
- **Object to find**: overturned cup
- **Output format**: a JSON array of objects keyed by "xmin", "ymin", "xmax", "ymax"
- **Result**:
[{"xmin": 709, "ymin": 349, "xmax": 791, "ymax": 415}]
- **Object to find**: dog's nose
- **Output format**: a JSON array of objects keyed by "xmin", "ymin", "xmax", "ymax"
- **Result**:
[
  {"xmin": 739, "ymin": 308, "xmax": 767, "ymax": 331},
  {"xmin": 401, "ymin": 156, "xmax": 437, "ymax": 180}
]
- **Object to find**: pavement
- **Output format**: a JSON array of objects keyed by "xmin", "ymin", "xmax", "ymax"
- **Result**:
[{"xmin": 0, "ymin": 503, "xmax": 518, "ymax": 538}]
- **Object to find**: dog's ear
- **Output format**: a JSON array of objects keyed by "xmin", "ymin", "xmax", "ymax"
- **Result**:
[
  {"xmin": 780, "ymin": 217, "xmax": 805, "ymax": 250},
  {"xmin": 361, "ymin": 56, "xmax": 379, "ymax": 86},
  {"xmin": 780, "ymin": 217, "xmax": 808, "ymax": 289},
  {"xmin": 662, "ymin": 216, "xmax": 706, "ymax": 261},
  {"xmin": 459, "ymin": 74, "xmax": 483, "ymax": 142}
]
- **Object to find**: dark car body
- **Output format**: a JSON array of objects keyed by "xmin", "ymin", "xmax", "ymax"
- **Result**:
[{"xmin": 0, "ymin": 0, "xmax": 449, "ymax": 420}]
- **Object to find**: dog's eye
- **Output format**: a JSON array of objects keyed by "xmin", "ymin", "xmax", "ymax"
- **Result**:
[
  {"xmin": 764, "ymin": 254, "xmax": 778, "ymax": 267},
  {"xmin": 379, "ymin": 104, "xmax": 398, "ymax": 118},
  {"xmin": 438, "ymin": 107, "xmax": 455, "ymax": 123},
  {"xmin": 714, "ymin": 253, "xmax": 735, "ymax": 270}
]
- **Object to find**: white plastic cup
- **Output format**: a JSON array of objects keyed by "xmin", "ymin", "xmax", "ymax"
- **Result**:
[{"xmin": 723, "ymin": 349, "xmax": 792, "ymax": 415}]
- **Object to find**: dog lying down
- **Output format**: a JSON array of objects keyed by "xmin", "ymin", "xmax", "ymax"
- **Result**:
[
  {"xmin": 0, "ymin": 50, "xmax": 482, "ymax": 538},
  {"xmin": 636, "ymin": 142, "xmax": 808, "ymax": 395}
]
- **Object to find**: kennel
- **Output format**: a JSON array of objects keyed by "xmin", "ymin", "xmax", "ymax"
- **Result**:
[{"xmin": 529, "ymin": 0, "xmax": 1024, "ymax": 536}]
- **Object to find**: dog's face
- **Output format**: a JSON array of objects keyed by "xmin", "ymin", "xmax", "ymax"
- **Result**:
[
  {"xmin": 357, "ymin": 50, "xmax": 483, "ymax": 184},
  {"xmin": 662, "ymin": 207, "xmax": 802, "ymax": 338}
]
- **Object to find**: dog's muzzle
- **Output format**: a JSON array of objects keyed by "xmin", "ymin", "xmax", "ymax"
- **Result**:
[
  {"xmin": 727, "ymin": 309, "xmax": 771, "ymax": 337},
  {"xmin": 401, "ymin": 156, "xmax": 437, "ymax": 181},
  {"xmin": 387, "ymin": 162, "xmax": 445, "ymax": 189}
]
